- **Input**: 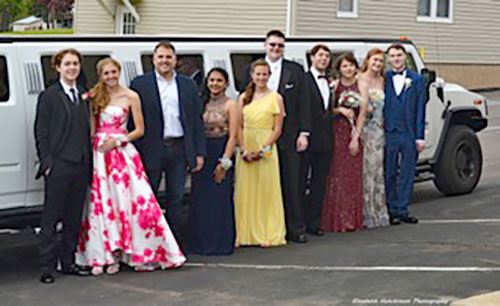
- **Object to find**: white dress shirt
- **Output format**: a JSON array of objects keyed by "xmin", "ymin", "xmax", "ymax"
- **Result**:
[
  {"xmin": 59, "ymin": 79, "xmax": 79, "ymax": 103},
  {"xmin": 156, "ymin": 71, "xmax": 184, "ymax": 138},
  {"xmin": 265, "ymin": 56, "xmax": 283, "ymax": 92},
  {"xmin": 310, "ymin": 66, "xmax": 330, "ymax": 110},
  {"xmin": 392, "ymin": 69, "xmax": 407, "ymax": 96}
]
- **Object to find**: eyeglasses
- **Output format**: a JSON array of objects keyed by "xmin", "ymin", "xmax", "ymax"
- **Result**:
[{"xmin": 269, "ymin": 43, "xmax": 285, "ymax": 49}]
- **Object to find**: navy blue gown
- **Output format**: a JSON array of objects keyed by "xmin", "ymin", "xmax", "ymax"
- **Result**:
[{"xmin": 187, "ymin": 96, "xmax": 235, "ymax": 255}]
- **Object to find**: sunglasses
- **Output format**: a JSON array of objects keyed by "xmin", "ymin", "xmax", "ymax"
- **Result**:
[{"xmin": 269, "ymin": 43, "xmax": 285, "ymax": 49}]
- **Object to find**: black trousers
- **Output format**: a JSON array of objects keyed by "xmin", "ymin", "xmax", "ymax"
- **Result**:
[
  {"xmin": 148, "ymin": 140, "xmax": 187, "ymax": 244},
  {"xmin": 38, "ymin": 160, "xmax": 89, "ymax": 274},
  {"xmin": 300, "ymin": 150, "xmax": 332, "ymax": 232},
  {"xmin": 278, "ymin": 146, "xmax": 305, "ymax": 237}
]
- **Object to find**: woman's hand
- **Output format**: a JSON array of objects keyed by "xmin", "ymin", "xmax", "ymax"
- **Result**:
[
  {"xmin": 348, "ymin": 137, "xmax": 360, "ymax": 156},
  {"xmin": 97, "ymin": 137, "xmax": 117, "ymax": 153},
  {"xmin": 338, "ymin": 107, "xmax": 355, "ymax": 122},
  {"xmin": 213, "ymin": 164, "xmax": 227, "ymax": 184},
  {"xmin": 242, "ymin": 151, "xmax": 260, "ymax": 163}
]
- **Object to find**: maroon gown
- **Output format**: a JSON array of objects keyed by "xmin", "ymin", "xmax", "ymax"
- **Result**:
[{"xmin": 321, "ymin": 81, "xmax": 364, "ymax": 232}]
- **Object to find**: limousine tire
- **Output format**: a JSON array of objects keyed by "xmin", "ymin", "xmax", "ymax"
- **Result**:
[{"xmin": 433, "ymin": 125, "xmax": 482, "ymax": 196}]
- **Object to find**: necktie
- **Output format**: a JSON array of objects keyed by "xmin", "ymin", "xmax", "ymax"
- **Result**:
[
  {"xmin": 69, "ymin": 88, "xmax": 79, "ymax": 105},
  {"xmin": 393, "ymin": 70, "xmax": 406, "ymax": 76},
  {"xmin": 317, "ymin": 75, "xmax": 328, "ymax": 80}
]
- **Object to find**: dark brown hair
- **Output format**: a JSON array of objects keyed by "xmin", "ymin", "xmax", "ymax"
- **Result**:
[
  {"xmin": 51, "ymin": 48, "xmax": 82, "ymax": 69},
  {"xmin": 310, "ymin": 44, "xmax": 331, "ymax": 56},
  {"xmin": 361, "ymin": 48, "xmax": 385, "ymax": 74},
  {"xmin": 266, "ymin": 29, "xmax": 285, "ymax": 40},
  {"xmin": 90, "ymin": 57, "xmax": 122, "ymax": 115},
  {"xmin": 242, "ymin": 59, "xmax": 270, "ymax": 106},
  {"xmin": 154, "ymin": 40, "xmax": 176, "ymax": 53},
  {"xmin": 333, "ymin": 52, "xmax": 359, "ymax": 78},
  {"xmin": 386, "ymin": 43, "xmax": 406, "ymax": 53}
]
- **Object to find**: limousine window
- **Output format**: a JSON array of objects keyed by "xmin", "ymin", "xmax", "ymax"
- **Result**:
[
  {"xmin": 230, "ymin": 53, "xmax": 265, "ymax": 92},
  {"xmin": 141, "ymin": 54, "xmax": 204, "ymax": 88},
  {"xmin": 0, "ymin": 56, "xmax": 9, "ymax": 102},
  {"xmin": 41, "ymin": 54, "xmax": 110, "ymax": 90}
]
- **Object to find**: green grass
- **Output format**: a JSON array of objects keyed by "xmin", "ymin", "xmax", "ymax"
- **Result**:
[{"xmin": 1, "ymin": 28, "xmax": 74, "ymax": 35}]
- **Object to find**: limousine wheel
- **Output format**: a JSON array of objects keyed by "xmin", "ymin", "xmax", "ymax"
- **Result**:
[{"xmin": 433, "ymin": 125, "xmax": 482, "ymax": 196}]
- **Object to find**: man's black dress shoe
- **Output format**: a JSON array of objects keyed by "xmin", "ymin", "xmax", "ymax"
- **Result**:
[
  {"xmin": 39, "ymin": 273, "xmax": 55, "ymax": 284},
  {"xmin": 60, "ymin": 264, "xmax": 91, "ymax": 276},
  {"xmin": 400, "ymin": 215, "xmax": 418, "ymax": 224},
  {"xmin": 289, "ymin": 233, "xmax": 308, "ymax": 243},
  {"xmin": 306, "ymin": 229, "xmax": 324, "ymax": 236},
  {"xmin": 389, "ymin": 217, "xmax": 401, "ymax": 225}
]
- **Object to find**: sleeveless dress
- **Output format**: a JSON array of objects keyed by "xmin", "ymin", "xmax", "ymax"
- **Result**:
[
  {"xmin": 187, "ymin": 95, "xmax": 235, "ymax": 255},
  {"xmin": 363, "ymin": 89, "xmax": 390, "ymax": 228},
  {"xmin": 321, "ymin": 81, "xmax": 364, "ymax": 232},
  {"xmin": 234, "ymin": 92, "xmax": 286, "ymax": 247},
  {"xmin": 75, "ymin": 104, "xmax": 186, "ymax": 270}
]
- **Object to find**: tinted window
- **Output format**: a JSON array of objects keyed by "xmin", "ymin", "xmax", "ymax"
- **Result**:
[
  {"xmin": 0, "ymin": 56, "xmax": 9, "ymax": 102},
  {"xmin": 230, "ymin": 53, "xmax": 265, "ymax": 91},
  {"xmin": 141, "ymin": 54, "xmax": 205, "ymax": 88},
  {"xmin": 41, "ymin": 54, "xmax": 110, "ymax": 90}
]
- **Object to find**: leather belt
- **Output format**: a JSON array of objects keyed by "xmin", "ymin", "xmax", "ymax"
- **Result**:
[{"xmin": 162, "ymin": 136, "xmax": 184, "ymax": 146}]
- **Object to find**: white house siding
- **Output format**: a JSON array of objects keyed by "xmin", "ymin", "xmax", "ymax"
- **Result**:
[
  {"xmin": 74, "ymin": 0, "xmax": 117, "ymax": 34},
  {"xmin": 295, "ymin": 0, "xmax": 500, "ymax": 89},
  {"xmin": 75, "ymin": 0, "xmax": 288, "ymax": 36}
]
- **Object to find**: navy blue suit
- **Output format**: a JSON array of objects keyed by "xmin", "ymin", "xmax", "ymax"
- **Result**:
[
  {"xmin": 384, "ymin": 69, "xmax": 426, "ymax": 217},
  {"xmin": 130, "ymin": 71, "xmax": 206, "ymax": 241}
]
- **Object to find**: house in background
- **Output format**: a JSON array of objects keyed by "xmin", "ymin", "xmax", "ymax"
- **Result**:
[
  {"xmin": 74, "ymin": 0, "xmax": 500, "ymax": 90},
  {"xmin": 12, "ymin": 16, "xmax": 46, "ymax": 32}
]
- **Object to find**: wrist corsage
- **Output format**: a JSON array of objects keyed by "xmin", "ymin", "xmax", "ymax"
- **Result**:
[
  {"xmin": 218, "ymin": 156, "xmax": 233, "ymax": 171},
  {"xmin": 258, "ymin": 145, "xmax": 272, "ymax": 159},
  {"xmin": 115, "ymin": 135, "xmax": 129, "ymax": 147}
]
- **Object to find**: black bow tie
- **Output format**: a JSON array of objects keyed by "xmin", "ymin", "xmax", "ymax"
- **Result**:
[
  {"xmin": 393, "ymin": 70, "xmax": 406, "ymax": 76},
  {"xmin": 317, "ymin": 75, "xmax": 328, "ymax": 80}
]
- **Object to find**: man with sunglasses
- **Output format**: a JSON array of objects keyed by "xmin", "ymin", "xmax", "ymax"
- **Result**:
[{"xmin": 242, "ymin": 30, "xmax": 311, "ymax": 243}]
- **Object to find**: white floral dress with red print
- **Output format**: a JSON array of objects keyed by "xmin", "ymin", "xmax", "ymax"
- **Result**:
[{"xmin": 75, "ymin": 105, "xmax": 186, "ymax": 270}]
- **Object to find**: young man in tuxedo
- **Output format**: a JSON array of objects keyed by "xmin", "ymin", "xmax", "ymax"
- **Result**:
[
  {"xmin": 35, "ymin": 49, "xmax": 92, "ymax": 283},
  {"xmin": 130, "ymin": 41, "xmax": 206, "ymax": 244},
  {"xmin": 242, "ymin": 30, "xmax": 311, "ymax": 243},
  {"xmin": 301, "ymin": 44, "xmax": 333, "ymax": 236},
  {"xmin": 384, "ymin": 43, "xmax": 427, "ymax": 225}
]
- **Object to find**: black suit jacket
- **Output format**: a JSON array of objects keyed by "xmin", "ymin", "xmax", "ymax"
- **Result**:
[
  {"xmin": 130, "ymin": 71, "xmax": 206, "ymax": 173},
  {"xmin": 304, "ymin": 71, "xmax": 334, "ymax": 153},
  {"xmin": 242, "ymin": 59, "xmax": 311, "ymax": 150},
  {"xmin": 34, "ymin": 82, "xmax": 91, "ymax": 179}
]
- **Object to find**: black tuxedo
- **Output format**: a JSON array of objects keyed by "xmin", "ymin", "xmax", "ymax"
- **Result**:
[
  {"xmin": 242, "ymin": 59, "xmax": 311, "ymax": 238},
  {"xmin": 34, "ymin": 81, "xmax": 91, "ymax": 274},
  {"xmin": 300, "ymin": 71, "xmax": 334, "ymax": 231}
]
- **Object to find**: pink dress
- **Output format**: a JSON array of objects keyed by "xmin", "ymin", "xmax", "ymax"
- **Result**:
[
  {"xmin": 75, "ymin": 105, "xmax": 186, "ymax": 270},
  {"xmin": 321, "ymin": 81, "xmax": 364, "ymax": 232}
]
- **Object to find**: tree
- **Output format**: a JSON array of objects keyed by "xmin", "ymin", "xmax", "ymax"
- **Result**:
[
  {"xmin": 37, "ymin": 0, "xmax": 73, "ymax": 28},
  {"xmin": 0, "ymin": 0, "xmax": 36, "ymax": 24}
]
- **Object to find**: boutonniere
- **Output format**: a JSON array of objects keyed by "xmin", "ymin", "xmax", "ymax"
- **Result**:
[
  {"xmin": 80, "ymin": 91, "xmax": 94, "ymax": 101},
  {"xmin": 329, "ymin": 79, "xmax": 338, "ymax": 90},
  {"xmin": 404, "ymin": 78, "xmax": 412, "ymax": 89}
]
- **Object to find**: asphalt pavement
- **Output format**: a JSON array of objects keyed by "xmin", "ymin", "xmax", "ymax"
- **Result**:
[{"xmin": 0, "ymin": 92, "xmax": 499, "ymax": 306}]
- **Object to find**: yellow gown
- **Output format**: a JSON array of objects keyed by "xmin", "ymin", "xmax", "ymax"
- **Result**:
[{"xmin": 234, "ymin": 91, "xmax": 286, "ymax": 247}]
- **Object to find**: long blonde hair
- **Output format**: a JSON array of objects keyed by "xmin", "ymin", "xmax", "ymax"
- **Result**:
[{"xmin": 90, "ymin": 57, "xmax": 121, "ymax": 115}]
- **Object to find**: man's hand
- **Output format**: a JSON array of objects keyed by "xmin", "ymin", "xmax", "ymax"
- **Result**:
[
  {"xmin": 416, "ymin": 140, "xmax": 425, "ymax": 153},
  {"xmin": 296, "ymin": 134, "xmax": 309, "ymax": 152},
  {"xmin": 192, "ymin": 155, "xmax": 204, "ymax": 173}
]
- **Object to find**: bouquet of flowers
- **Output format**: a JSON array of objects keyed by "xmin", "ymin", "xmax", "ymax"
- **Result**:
[{"xmin": 338, "ymin": 91, "xmax": 361, "ymax": 109}]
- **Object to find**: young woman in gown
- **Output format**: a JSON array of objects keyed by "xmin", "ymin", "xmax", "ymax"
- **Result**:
[
  {"xmin": 187, "ymin": 68, "xmax": 238, "ymax": 255},
  {"xmin": 321, "ymin": 53, "xmax": 366, "ymax": 232},
  {"xmin": 75, "ymin": 58, "xmax": 186, "ymax": 275},
  {"xmin": 234, "ymin": 59, "xmax": 287, "ymax": 248},
  {"xmin": 358, "ymin": 48, "xmax": 390, "ymax": 228}
]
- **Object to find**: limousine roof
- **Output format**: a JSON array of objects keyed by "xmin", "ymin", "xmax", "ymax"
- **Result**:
[{"xmin": 0, "ymin": 35, "xmax": 415, "ymax": 45}]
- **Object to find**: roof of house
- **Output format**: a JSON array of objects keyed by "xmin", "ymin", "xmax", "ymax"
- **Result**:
[{"xmin": 12, "ymin": 16, "xmax": 43, "ymax": 25}]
